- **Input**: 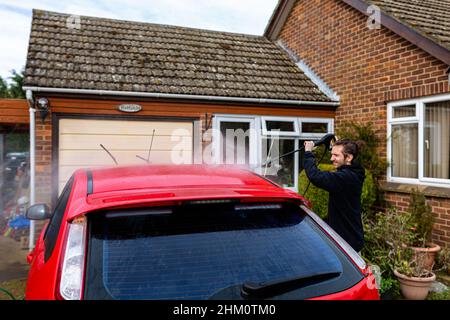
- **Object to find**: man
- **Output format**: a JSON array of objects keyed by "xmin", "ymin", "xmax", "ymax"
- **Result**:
[{"xmin": 303, "ymin": 139, "xmax": 365, "ymax": 253}]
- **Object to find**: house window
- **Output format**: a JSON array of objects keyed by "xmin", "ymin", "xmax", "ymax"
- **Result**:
[
  {"xmin": 261, "ymin": 137, "xmax": 298, "ymax": 189},
  {"xmin": 220, "ymin": 121, "xmax": 250, "ymax": 165},
  {"xmin": 392, "ymin": 105, "xmax": 416, "ymax": 119},
  {"xmin": 388, "ymin": 95, "xmax": 450, "ymax": 187},
  {"xmin": 213, "ymin": 116, "xmax": 258, "ymax": 168},
  {"xmin": 300, "ymin": 118, "xmax": 333, "ymax": 137},
  {"xmin": 213, "ymin": 115, "xmax": 334, "ymax": 192},
  {"xmin": 391, "ymin": 123, "xmax": 418, "ymax": 178},
  {"xmin": 424, "ymin": 101, "xmax": 450, "ymax": 180},
  {"xmin": 262, "ymin": 116, "xmax": 300, "ymax": 136}
]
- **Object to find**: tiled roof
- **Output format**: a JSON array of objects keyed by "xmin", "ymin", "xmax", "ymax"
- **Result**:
[
  {"xmin": 367, "ymin": 0, "xmax": 450, "ymax": 51},
  {"xmin": 24, "ymin": 9, "xmax": 333, "ymax": 102}
]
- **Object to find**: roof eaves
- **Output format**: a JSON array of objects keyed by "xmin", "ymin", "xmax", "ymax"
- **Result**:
[
  {"xmin": 264, "ymin": 0, "xmax": 295, "ymax": 40},
  {"xmin": 23, "ymin": 86, "xmax": 339, "ymax": 106}
]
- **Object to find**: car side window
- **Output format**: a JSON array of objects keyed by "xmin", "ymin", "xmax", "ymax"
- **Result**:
[{"xmin": 43, "ymin": 177, "xmax": 74, "ymax": 262}]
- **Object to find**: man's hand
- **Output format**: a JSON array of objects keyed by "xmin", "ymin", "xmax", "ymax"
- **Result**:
[{"xmin": 304, "ymin": 141, "xmax": 315, "ymax": 152}]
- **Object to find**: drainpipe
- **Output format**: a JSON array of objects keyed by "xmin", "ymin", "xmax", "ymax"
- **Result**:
[{"xmin": 26, "ymin": 89, "xmax": 36, "ymax": 252}]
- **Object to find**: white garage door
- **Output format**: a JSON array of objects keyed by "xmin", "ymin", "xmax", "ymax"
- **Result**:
[{"xmin": 58, "ymin": 118, "xmax": 193, "ymax": 193}]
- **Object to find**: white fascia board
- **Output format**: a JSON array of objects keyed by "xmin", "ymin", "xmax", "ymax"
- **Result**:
[{"xmin": 276, "ymin": 40, "xmax": 340, "ymax": 102}]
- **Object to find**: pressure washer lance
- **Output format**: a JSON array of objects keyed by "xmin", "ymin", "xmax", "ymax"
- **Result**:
[
  {"xmin": 262, "ymin": 134, "xmax": 336, "ymax": 167},
  {"xmin": 261, "ymin": 133, "xmax": 336, "ymax": 196}
]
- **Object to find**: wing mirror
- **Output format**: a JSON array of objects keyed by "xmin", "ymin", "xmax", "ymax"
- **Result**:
[{"xmin": 26, "ymin": 203, "xmax": 52, "ymax": 220}]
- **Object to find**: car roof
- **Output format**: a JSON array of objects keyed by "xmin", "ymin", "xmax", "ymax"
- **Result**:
[
  {"xmin": 67, "ymin": 165, "xmax": 304, "ymax": 219},
  {"xmin": 85, "ymin": 164, "xmax": 280, "ymax": 194}
]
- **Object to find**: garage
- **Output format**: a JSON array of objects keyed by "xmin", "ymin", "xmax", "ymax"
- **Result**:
[{"xmin": 57, "ymin": 118, "xmax": 194, "ymax": 193}]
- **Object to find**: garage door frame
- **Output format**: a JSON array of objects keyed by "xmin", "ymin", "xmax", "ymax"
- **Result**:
[{"xmin": 51, "ymin": 113, "xmax": 201, "ymax": 207}]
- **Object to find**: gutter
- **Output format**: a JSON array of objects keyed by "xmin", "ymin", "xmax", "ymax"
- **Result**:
[
  {"xmin": 22, "ymin": 86, "xmax": 340, "ymax": 107},
  {"xmin": 25, "ymin": 90, "xmax": 36, "ymax": 252}
]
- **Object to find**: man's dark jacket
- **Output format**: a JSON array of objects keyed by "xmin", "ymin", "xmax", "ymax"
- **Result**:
[{"xmin": 303, "ymin": 151, "xmax": 365, "ymax": 252}]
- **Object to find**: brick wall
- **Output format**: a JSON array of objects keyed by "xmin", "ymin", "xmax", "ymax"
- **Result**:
[
  {"xmin": 278, "ymin": 0, "xmax": 450, "ymax": 247},
  {"xmin": 34, "ymin": 112, "xmax": 53, "ymax": 237},
  {"xmin": 384, "ymin": 192, "xmax": 450, "ymax": 247},
  {"xmin": 278, "ymin": 0, "xmax": 449, "ymax": 155}
]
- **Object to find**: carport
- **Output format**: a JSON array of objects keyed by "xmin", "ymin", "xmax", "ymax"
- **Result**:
[{"xmin": 0, "ymin": 99, "xmax": 30, "ymax": 250}]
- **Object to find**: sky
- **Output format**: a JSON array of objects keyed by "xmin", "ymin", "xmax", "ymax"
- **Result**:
[{"xmin": 0, "ymin": 0, "xmax": 279, "ymax": 82}]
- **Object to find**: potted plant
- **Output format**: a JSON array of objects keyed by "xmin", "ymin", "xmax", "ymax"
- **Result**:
[
  {"xmin": 393, "ymin": 247, "xmax": 436, "ymax": 300},
  {"xmin": 407, "ymin": 190, "xmax": 441, "ymax": 270},
  {"xmin": 370, "ymin": 208, "xmax": 436, "ymax": 300},
  {"xmin": 362, "ymin": 209, "xmax": 409, "ymax": 299}
]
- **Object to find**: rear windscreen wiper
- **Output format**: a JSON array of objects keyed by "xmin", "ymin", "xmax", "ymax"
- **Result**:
[{"xmin": 241, "ymin": 271, "xmax": 341, "ymax": 299}]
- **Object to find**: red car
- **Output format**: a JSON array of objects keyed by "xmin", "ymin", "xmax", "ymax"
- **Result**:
[{"xmin": 25, "ymin": 165, "xmax": 379, "ymax": 300}]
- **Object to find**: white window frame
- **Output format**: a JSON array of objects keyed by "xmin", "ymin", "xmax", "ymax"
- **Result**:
[
  {"xmin": 261, "ymin": 116, "xmax": 300, "ymax": 137},
  {"xmin": 299, "ymin": 117, "xmax": 334, "ymax": 138},
  {"xmin": 212, "ymin": 114, "xmax": 260, "ymax": 171},
  {"xmin": 261, "ymin": 136, "xmax": 299, "ymax": 192},
  {"xmin": 387, "ymin": 93, "xmax": 450, "ymax": 188},
  {"xmin": 212, "ymin": 114, "xmax": 334, "ymax": 192}
]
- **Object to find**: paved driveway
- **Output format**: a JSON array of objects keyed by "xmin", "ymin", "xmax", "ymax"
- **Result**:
[{"xmin": 0, "ymin": 236, "xmax": 29, "ymax": 281}]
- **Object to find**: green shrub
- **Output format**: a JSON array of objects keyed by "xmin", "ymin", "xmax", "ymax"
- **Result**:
[
  {"xmin": 408, "ymin": 189, "xmax": 434, "ymax": 246},
  {"xmin": 298, "ymin": 164, "xmax": 333, "ymax": 219},
  {"xmin": 336, "ymin": 121, "xmax": 387, "ymax": 180},
  {"xmin": 427, "ymin": 290, "xmax": 450, "ymax": 300},
  {"xmin": 298, "ymin": 165, "xmax": 377, "ymax": 219}
]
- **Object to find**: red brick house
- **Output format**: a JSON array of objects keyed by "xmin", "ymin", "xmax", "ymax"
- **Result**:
[
  {"xmin": 265, "ymin": 0, "xmax": 450, "ymax": 247},
  {"xmin": 23, "ymin": 10, "xmax": 339, "ymax": 245}
]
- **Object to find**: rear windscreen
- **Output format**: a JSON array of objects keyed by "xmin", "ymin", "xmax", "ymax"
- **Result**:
[{"xmin": 84, "ymin": 202, "xmax": 362, "ymax": 300}]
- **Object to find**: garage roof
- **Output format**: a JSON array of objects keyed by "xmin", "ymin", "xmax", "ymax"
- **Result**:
[{"xmin": 24, "ymin": 9, "xmax": 334, "ymax": 103}]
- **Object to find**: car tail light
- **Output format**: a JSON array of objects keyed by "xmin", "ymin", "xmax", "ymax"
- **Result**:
[{"xmin": 59, "ymin": 216, "xmax": 87, "ymax": 300}]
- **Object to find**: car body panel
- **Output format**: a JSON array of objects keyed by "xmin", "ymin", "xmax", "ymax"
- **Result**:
[{"xmin": 25, "ymin": 164, "xmax": 379, "ymax": 300}]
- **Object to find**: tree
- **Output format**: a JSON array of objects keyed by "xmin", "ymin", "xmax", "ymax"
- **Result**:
[
  {"xmin": 8, "ymin": 69, "xmax": 25, "ymax": 98},
  {"xmin": 0, "ymin": 69, "xmax": 25, "ymax": 98},
  {"xmin": 0, "ymin": 76, "xmax": 8, "ymax": 98}
]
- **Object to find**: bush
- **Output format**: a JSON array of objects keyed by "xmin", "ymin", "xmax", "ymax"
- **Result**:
[
  {"xmin": 361, "ymin": 210, "xmax": 403, "ymax": 296},
  {"xmin": 298, "ymin": 165, "xmax": 377, "ymax": 219},
  {"xmin": 298, "ymin": 164, "xmax": 333, "ymax": 219},
  {"xmin": 336, "ymin": 121, "xmax": 387, "ymax": 180},
  {"xmin": 408, "ymin": 189, "xmax": 434, "ymax": 246}
]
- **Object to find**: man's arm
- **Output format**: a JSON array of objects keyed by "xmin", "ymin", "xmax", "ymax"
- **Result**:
[{"xmin": 303, "ymin": 151, "xmax": 346, "ymax": 193}]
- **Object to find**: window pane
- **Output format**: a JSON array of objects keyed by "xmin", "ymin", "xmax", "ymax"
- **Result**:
[
  {"xmin": 220, "ymin": 122, "xmax": 250, "ymax": 165},
  {"xmin": 424, "ymin": 101, "xmax": 450, "ymax": 180},
  {"xmin": 391, "ymin": 123, "xmax": 418, "ymax": 178},
  {"xmin": 393, "ymin": 105, "xmax": 415, "ymax": 118},
  {"xmin": 302, "ymin": 122, "xmax": 328, "ymax": 133},
  {"xmin": 262, "ymin": 138, "xmax": 295, "ymax": 188},
  {"xmin": 266, "ymin": 120, "xmax": 295, "ymax": 132},
  {"xmin": 85, "ymin": 203, "xmax": 360, "ymax": 300}
]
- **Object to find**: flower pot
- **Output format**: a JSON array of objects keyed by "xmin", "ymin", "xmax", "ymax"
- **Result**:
[
  {"xmin": 411, "ymin": 243, "xmax": 441, "ymax": 271},
  {"xmin": 394, "ymin": 270, "xmax": 436, "ymax": 300}
]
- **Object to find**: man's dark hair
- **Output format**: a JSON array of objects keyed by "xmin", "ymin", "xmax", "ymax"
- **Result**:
[{"xmin": 333, "ymin": 139, "xmax": 365, "ymax": 163}]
